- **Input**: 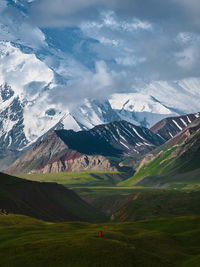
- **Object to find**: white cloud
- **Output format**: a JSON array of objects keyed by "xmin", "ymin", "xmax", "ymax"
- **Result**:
[
  {"xmin": 80, "ymin": 11, "xmax": 150, "ymax": 71},
  {"xmin": 175, "ymin": 45, "xmax": 199, "ymax": 70},
  {"xmin": 81, "ymin": 11, "xmax": 152, "ymax": 33},
  {"xmin": 0, "ymin": 0, "xmax": 7, "ymax": 10},
  {"xmin": 116, "ymin": 56, "xmax": 146, "ymax": 66},
  {"xmin": 0, "ymin": 1, "xmax": 46, "ymax": 49},
  {"xmin": 1, "ymin": 0, "xmax": 200, "ymax": 108},
  {"xmin": 50, "ymin": 60, "xmax": 116, "ymax": 107},
  {"xmin": 98, "ymin": 37, "xmax": 119, "ymax": 47},
  {"xmin": 177, "ymin": 32, "xmax": 193, "ymax": 44}
]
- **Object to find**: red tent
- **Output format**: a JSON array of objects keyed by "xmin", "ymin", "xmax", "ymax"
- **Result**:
[{"xmin": 99, "ymin": 231, "xmax": 103, "ymax": 237}]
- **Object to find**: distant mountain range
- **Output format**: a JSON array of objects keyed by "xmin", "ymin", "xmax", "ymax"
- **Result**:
[
  {"xmin": 6, "ymin": 120, "xmax": 164, "ymax": 174},
  {"xmin": 0, "ymin": 80, "xmax": 199, "ymax": 157},
  {"xmin": 1, "ymin": 73, "xmax": 200, "ymax": 171},
  {"xmin": 5, "ymin": 112, "xmax": 200, "ymax": 175}
]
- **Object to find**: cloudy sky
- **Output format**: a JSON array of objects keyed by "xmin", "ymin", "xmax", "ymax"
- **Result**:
[
  {"xmin": 30, "ymin": 0, "xmax": 200, "ymax": 78},
  {"xmin": 1, "ymin": 0, "xmax": 200, "ymax": 104}
]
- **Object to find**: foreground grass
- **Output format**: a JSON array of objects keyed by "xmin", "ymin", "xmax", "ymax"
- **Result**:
[{"xmin": 0, "ymin": 215, "xmax": 200, "ymax": 267}]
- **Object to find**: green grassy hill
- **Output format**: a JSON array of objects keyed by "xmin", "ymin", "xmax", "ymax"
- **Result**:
[
  {"xmin": 0, "ymin": 214, "xmax": 200, "ymax": 266},
  {"xmin": 111, "ymin": 190, "xmax": 200, "ymax": 222},
  {"xmin": 76, "ymin": 187, "xmax": 200, "ymax": 222},
  {"xmin": 0, "ymin": 172, "xmax": 105, "ymax": 222}
]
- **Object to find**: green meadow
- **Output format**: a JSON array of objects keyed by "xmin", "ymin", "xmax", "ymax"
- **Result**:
[
  {"xmin": 15, "ymin": 171, "xmax": 200, "ymax": 221},
  {"xmin": 16, "ymin": 167, "xmax": 200, "ymax": 191},
  {"xmin": 16, "ymin": 171, "xmax": 128, "ymax": 187},
  {"xmin": 119, "ymin": 168, "xmax": 200, "ymax": 190},
  {"xmin": 1, "ymin": 214, "xmax": 200, "ymax": 267},
  {"xmin": 3, "ymin": 171, "xmax": 200, "ymax": 266}
]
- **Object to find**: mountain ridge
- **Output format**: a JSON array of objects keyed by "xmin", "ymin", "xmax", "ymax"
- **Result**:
[
  {"xmin": 5, "ymin": 120, "xmax": 164, "ymax": 174},
  {"xmin": 150, "ymin": 112, "xmax": 200, "ymax": 141}
]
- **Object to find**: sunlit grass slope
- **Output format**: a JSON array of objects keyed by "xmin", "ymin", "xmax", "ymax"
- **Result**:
[
  {"xmin": 119, "ymin": 130, "xmax": 200, "ymax": 189},
  {"xmin": 16, "ymin": 171, "xmax": 128, "ymax": 187},
  {"xmin": 0, "ymin": 215, "xmax": 200, "ymax": 267}
]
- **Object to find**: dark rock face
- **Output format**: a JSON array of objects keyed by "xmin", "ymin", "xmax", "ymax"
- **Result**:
[
  {"xmin": 56, "ymin": 120, "xmax": 164, "ymax": 157},
  {"xmin": 0, "ymin": 84, "xmax": 14, "ymax": 101},
  {"xmin": 0, "ymin": 96, "xmax": 27, "ymax": 151},
  {"xmin": 45, "ymin": 108, "xmax": 56, "ymax": 116},
  {"xmin": 150, "ymin": 112, "xmax": 200, "ymax": 141},
  {"xmin": 0, "ymin": 84, "xmax": 29, "ymax": 171},
  {"xmin": 5, "ymin": 131, "xmax": 119, "ymax": 174}
]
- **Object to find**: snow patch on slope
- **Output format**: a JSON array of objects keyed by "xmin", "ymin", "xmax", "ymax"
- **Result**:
[
  {"xmin": 61, "ymin": 113, "xmax": 82, "ymax": 132},
  {"xmin": 172, "ymin": 119, "xmax": 183, "ymax": 131}
]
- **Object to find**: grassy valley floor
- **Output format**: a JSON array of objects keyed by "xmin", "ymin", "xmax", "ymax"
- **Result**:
[
  {"xmin": 2, "ymin": 172, "xmax": 200, "ymax": 266},
  {"xmin": 16, "ymin": 171, "xmax": 130, "ymax": 187},
  {"xmin": 14, "ymin": 172, "xmax": 200, "ymax": 221},
  {"xmin": 0, "ymin": 214, "xmax": 200, "ymax": 267}
]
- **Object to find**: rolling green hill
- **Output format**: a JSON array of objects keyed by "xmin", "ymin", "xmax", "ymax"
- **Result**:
[
  {"xmin": 0, "ymin": 172, "xmax": 105, "ymax": 222},
  {"xmin": 111, "ymin": 190, "xmax": 200, "ymax": 222},
  {"xmin": 0, "ymin": 214, "xmax": 200, "ymax": 266}
]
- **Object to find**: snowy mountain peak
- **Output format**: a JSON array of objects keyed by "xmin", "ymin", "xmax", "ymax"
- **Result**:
[
  {"xmin": 0, "ymin": 1, "xmax": 200, "ymax": 171},
  {"xmin": 109, "ymin": 93, "xmax": 179, "ymax": 127}
]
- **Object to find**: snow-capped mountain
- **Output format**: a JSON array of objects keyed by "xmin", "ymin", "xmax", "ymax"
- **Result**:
[
  {"xmin": 0, "ymin": 40, "xmax": 200, "ymax": 171},
  {"xmin": 109, "ymin": 80, "xmax": 200, "ymax": 128},
  {"xmin": 109, "ymin": 93, "xmax": 178, "ymax": 127},
  {"xmin": 0, "ymin": 0, "xmax": 200, "ymax": 171}
]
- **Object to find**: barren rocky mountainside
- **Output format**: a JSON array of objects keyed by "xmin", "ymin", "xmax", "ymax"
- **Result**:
[
  {"xmin": 5, "ymin": 120, "xmax": 164, "ymax": 174},
  {"xmin": 150, "ymin": 112, "xmax": 200, "ymax": 141}
]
